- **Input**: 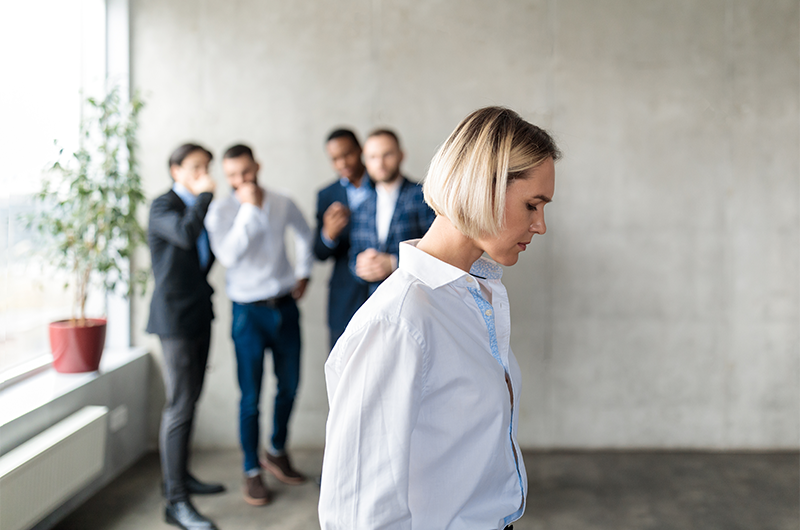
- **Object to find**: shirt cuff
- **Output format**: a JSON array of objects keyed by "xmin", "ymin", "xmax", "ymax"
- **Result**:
[
  {"xmin": 238, "ymin": 202, "xmax": 260, "ymax": 216},
  {"xmin": 296, "ymin": 265, "xmax": 313, "ymax": 280},
  {"xmin": 234, "ymin": 202, "xmax": 261, "ymax": 226},
  {"xmin": 321, "ymin": 231, "xmax": 337, "ymax": 249}
]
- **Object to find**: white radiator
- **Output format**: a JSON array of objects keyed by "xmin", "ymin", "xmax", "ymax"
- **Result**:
[{"xmin": 0, "ymin": 406, "xmax": 108, "ymax": 530}]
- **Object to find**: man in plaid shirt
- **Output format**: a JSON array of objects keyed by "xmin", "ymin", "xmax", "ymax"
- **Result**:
[{"xmin": 349, "ymin": 129, "xmax": 435, "ymax": 295}]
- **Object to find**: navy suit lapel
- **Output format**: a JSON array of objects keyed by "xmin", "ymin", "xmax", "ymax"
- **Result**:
[
  {"xmin": 335, "ymin": 180, "xmax": 348, "ymax": 207},
  {"xmin": 167, "ymin": 189, "xmax": 187, "ymax": 212},
  {"xmin": 166, "ymin": 189, "xmax": 211, "ymax": 271}
]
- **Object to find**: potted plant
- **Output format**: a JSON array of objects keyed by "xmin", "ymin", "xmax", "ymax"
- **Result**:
[{"xmin": 28, "ymin": 87, "xmax": 147, "ymax": 373}]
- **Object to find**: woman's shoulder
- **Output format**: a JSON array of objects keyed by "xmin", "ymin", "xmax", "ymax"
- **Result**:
[
  {"xmin": 340, "ymin": 270, "xmax": 434, "ymax": 339},
  {"xmin": 327, "ymin": 271, "xmax": 429, "ymax": 369},
  {"xmin": 371, "ymin": 268, "xmax": 437, "ymax": 314}
]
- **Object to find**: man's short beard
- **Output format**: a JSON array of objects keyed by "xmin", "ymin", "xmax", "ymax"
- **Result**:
[{"xmin": 383, "ymin": 170, "xmax": 401, "ymax": 183}]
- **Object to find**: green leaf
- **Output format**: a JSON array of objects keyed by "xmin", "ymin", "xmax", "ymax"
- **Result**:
[{"xmin": 29, "ymin": 84, "xmax": 149, "ymax": 302}]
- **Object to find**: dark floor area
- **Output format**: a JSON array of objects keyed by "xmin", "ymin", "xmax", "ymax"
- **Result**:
[{"xmin": 53, "ymin": 449, "xmax": 799, "ymax": 530}]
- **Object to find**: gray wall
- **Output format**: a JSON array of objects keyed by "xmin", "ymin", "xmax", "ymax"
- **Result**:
[{"xmin": 131, "ymin": 0, "xmax": 799, "ymax": 450}]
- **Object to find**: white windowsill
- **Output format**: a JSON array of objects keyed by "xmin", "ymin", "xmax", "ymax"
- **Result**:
[
  {"xmin": 0, "ymin": 347, "xmax": 149, "ymax": 428},
  {"xmin": 0, "ymin": 354, "xmax": 54, "ymax": 390}
]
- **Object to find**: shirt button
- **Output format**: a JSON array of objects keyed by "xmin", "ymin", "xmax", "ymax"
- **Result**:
[
  {"xmin": 485, "ymin": 309, "xmax": 493, "ymax": 316},
  {"xmin": 466, "ymin": 276, "xmax": 474, "ymax": 283}
]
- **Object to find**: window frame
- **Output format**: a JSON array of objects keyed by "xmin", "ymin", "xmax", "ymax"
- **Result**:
[{"xmin": 0, "ymin": 0, "xmax": 132, "ymax": 384}]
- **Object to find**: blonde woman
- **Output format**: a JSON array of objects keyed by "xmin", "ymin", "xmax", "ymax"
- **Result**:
[{"xmin": 319, "ymin": 107, "xmax": 561, "ymax": 530}]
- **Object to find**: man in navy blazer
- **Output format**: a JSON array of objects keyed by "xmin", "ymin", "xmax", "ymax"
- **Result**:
[
  {"xmin": 147, "ymin": 144, "xmax": 223, "ymax": 530},
  {"xmin": 349, "ymin": 129, "xmax": 435, "ymax": 295},
  {"xmin": 313, "ymin": 129, "xmax": 371, "ymax": 349}
]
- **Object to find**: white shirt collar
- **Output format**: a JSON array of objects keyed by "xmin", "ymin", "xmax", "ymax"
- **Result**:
[{"xmin": 398, "ymin": 240, "xmax": 503, "ymax": 289}]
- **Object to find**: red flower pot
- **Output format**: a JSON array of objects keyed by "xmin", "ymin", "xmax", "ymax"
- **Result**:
[{"xmin": 49, "ymin": 318, "xmax": 107, "ymax": 373}]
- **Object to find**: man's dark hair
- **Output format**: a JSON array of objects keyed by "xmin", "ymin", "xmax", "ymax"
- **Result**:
[
  {"xmin": 223, "ymin": 144, "xmax": 255, "ymax": 161},
  {"xmin": 168, "ymin": 143, "xmax": 213, "ymax": 168},
  {"xmin": 367, "ymin": 128, "xmax": 401, "ymax": 149},
  {"xmin": 326, "ymin": 128, "xmax": 361, "ymax": 149}
]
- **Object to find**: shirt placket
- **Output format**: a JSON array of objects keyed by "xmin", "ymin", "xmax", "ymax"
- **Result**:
[{"xmin": 465, "ymin": 279, "xmax": 525, "ymax": 526}]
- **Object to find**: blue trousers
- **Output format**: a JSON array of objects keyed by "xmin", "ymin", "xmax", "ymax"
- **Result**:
[{"xmin": 231, "ymin": 299, "xmax": 301, "ymax": 473}]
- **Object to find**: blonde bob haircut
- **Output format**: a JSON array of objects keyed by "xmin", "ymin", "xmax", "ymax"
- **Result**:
[{"xmin": 423, "ymin": 106, "xmax": 561, "ymax": 239}]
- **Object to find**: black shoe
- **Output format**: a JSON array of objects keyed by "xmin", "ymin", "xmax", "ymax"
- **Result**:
[
  {"xmin": 186, "ymin": 474, "xmax": 226, "ymax": 495},
  {"xmin": 162, "ymin": 475, "xmax": 226, "ymax": 497},
  {"xmin": 165, "ymin": 500, "xmax": 218, "ymax": 530}
]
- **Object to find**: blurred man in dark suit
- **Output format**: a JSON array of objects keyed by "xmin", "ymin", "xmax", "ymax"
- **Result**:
[
  {"xmin": 147, "ymin": 143, "xmax": 224, "ymax": 530},
  {"xmin": 313, "ymin": 129, "xmax": 371, "ymax": 350}
]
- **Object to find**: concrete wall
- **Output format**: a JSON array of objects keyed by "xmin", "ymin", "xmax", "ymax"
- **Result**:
[{"xmin": 131, "ymin": 0, "xmax": 799, "ymax": 449}]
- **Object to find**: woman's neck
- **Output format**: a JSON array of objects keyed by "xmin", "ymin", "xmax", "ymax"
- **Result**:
[{"xmin": 416, "ymin": 216, "xmax": 484, "ymax": 273}]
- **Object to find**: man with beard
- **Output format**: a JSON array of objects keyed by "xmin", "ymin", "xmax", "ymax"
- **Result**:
[
  {"xmin": 205, "ymin": 144, "xmax": 313, "ymax": 506},
  {"xmin": 349, "ymin": 129, "xmax": 435, "ymax": 294}
]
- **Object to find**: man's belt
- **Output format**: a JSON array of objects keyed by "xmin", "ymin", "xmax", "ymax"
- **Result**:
[{"xmin": 245, "ymin": 293, "xmax": 294, "ymax": 308}]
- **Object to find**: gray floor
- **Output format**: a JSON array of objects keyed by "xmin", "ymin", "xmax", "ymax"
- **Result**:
[{"xmin": 53, "ymin": 449, "xmax": 799, "ymax": 530}]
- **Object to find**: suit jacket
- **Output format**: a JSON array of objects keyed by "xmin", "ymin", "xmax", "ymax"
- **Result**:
[
  {"xmin": 146, "ymin": 189, "xmax": 215, "ymax": 337},
  {"xmin": 314, "ymin": 179, "xmax": 370, "ymax": 338},
  {"xmin": 349, "ymin": 177, "xmax": 436, "ymax": 295}
]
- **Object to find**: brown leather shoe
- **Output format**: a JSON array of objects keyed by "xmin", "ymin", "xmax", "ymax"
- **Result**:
[
  {"xmin": 243, "ymin": 474, "xmax": 271, "ymax": 506},
  {"xmin": 261, "ymin": 452, "xmax": 306, "ymax": 485}
]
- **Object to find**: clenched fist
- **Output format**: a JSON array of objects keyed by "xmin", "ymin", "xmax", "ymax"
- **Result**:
[{"xmin": 322, "ymin": 202, "xmax": 350, "ymax": 241}]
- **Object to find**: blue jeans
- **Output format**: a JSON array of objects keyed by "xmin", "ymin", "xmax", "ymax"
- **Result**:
[{"xmin": 231, "ymin": 299, "xmax": 301, "ymax": 473}]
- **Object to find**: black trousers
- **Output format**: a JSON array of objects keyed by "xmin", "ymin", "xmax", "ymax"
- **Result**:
[{"xmin": 159, "ymin": 330, "xmax": 211, "ymax": 503}]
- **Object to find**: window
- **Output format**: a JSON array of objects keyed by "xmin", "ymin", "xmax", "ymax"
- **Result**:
[{"xmin": 0, "ymin": 0, "xmax": 107, "ymax": 378}]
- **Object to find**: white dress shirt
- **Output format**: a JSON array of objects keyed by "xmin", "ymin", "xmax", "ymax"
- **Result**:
[
  {"xmin": 205, "ymin": 190, "xmax": 313, "ymax": 303},
  {"xmin": 319, "ymin": 240, "xmax": 526, "ymax": 530},
  {"xmin": 375, "ymin": 177, "xmax": 402, "ymax": 244}
]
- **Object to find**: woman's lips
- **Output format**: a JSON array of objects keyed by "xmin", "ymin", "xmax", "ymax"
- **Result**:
[{"xmin": 518, "ymin": 242, "xmax": 528, "ymax": 251}]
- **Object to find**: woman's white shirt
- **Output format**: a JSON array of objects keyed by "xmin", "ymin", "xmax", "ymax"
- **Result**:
[{"xmin": 319, "ymin": 240, "xmax": 526, "ymax": 530}]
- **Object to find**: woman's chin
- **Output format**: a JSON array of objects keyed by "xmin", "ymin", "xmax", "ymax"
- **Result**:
[{"xmin": 488, "ymin": 252, "xmax": 519, "ymax": 267}]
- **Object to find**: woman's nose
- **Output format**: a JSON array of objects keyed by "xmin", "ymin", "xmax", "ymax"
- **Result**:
[{"xmin": 530, "ymin": 215, "xmax": 546, "ymax": 235}]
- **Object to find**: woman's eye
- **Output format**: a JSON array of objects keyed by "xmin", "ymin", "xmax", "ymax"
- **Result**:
[{"xmin": 526, "ymin": 203, "xmax": 537, "ymax": 212}]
